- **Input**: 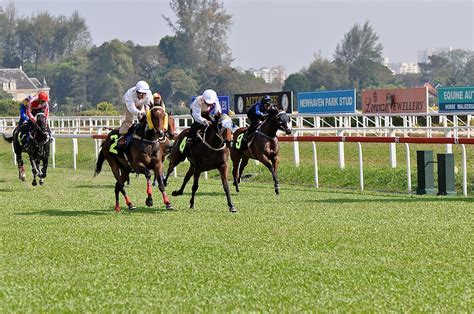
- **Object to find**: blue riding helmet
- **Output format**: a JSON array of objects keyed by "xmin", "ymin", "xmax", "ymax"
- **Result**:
[{"xmin": 261, "ymin": 95, "xmax": 272, "ymax": 105}]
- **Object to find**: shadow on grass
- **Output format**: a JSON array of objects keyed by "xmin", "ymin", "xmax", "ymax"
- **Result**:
[
  {"xmin": 169, "ymin": 191, "xmax": 229, "ymax": 197},
  {"xmin": 0, "ymin": 188, "xmax": 14, "ymax": 192},
  {"xmin": 16, "ymin": 206, "xmax": 177, "ymax": 216},
  {"xmin": 16, "ymin": 209, "xmax": 110, "ymax": 216},
  {"xmin": 74, "ymin": 184, "xmax": 115, "ymax": 189},
  {"xmin": 309, "ymin": 196, "xmax": 474, "ymax": 204}
]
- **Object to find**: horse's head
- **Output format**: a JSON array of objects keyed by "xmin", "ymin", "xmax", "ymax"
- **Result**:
[
  {"xmin": 33, "ymin": 113, "xmax": 50, "ymax": 142},
  {"xmin": 270, "ymin": 110, "xmax": 292, "ymax": 135},
  {"xmin": 167, "ymin": 111, "xmax": 177, "ymax": 140},
  {"xmin": 216, "ymin": 114, "xmax": 234, "ymax": 147},
  {"xmin": 36, "ymin": 113, "xmax": 48, "ymax": 132},
  {"xmin": 148, "ymin": 106, "xmax": 167, "ymax": 138}
]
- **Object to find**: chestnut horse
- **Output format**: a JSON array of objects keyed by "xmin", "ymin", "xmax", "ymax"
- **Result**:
[
  {"xmin": 230, "ymin": 108, "xmax": 292, "ymax": 195},
  {"xmin": 163, "ymin": 114, "xmax": 237, "ymax": 212},
  {"xmin": 95, "ymin": 106, "xmax": 173, "ymax": 212}
]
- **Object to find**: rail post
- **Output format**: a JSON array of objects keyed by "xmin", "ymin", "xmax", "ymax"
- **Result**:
[
  {"xmin": 358, "ymin": 142, "xmax": 364, "ymax": 191},
  {"xmin": 405, "ymin": 143, "xmax": 411, "ymax": 193},
  {"xmin": 312, "ymin": 142, "xmax": 318, "ymax": 188}
]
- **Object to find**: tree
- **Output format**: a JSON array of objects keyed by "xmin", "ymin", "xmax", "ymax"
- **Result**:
[
  {"xmin": 419, "ymin": 49, "xmax": 474, "ymax": 86},
  {"xmin": 283, "ymin": 73, "xmax": 310, "ymax": 93},
  {"xmin": 87, "ymin": 40, "xmax": 134, "ymax": 107},
  {"xmin": 334, "ymin": 21, "xmax": 384, "ymax": 90},
  {"xmin": 305, "ymin": 52, "xmax": 346, "ymax": 90},
  {"xmin": 0, "ymin": 1, "xmax": 18, "ymax": 67},
  {"xmin": 164, "ymin": 0, "xmax": 232, "ymax": 70},
  {"xmin": 159, "ymin": 67, "xmax": 198, "ymax": 105},
  {"xmin": 52, "ymin": 52, "xmax": 89, "ymax": 111}
]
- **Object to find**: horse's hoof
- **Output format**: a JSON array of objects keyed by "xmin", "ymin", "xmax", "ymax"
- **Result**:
[
  {"xmin": 145, "ymin": 197, "xmax": 153, "ymax": 207},
  {"xmin": 19, "ymin": 174, "xmax": 26, "ymax": 182},
  {"xmin": 166, "ymin": 203, "xmax": 174, "ymax": 210},
  {"xmin": 229, "ymin": 206, "xmax": 238, "ymax": 213},
  {"xmin": 172, "ymin": 190, "xmax": 181, "ymax": 197},
  {"xmin": 128, "ymin": 204, "xmax": 136, "ymax": 211},
  {"xmin": 39, "ymin": 178, "xmax": 44, "ymax": 185},
  {"xmin": 32, "ymin": 180, "xmax": 37, "ymax": 186}
]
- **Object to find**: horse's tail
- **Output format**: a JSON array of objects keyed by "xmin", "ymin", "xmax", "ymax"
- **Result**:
[
  {"xmin": 94, "ymin": 148, "xmax": 105, "ymax": 177},
  {"xmin": 2, "ymin": 132, "xmax": 14, "ymax": 143}
]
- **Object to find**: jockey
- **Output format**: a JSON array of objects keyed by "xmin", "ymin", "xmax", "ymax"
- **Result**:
[
  {"xmin": 244, "ymin": 95, "xmax": 273, "ymax": 139},
  {"xmin": 18, "ymin": 95, "xmax": 33, "ymax": 125},
  {"xmin": 118, "ymin": 80, "xmax": 153, "ymax": 147},
  {"xmin": 152, "ymin": 92, "xmax": 166, "ymax": 109},
  {"xmin": 188, "ymin": 89, "xmax": 221, "ymax": 143},
  {"xmin": 26, "ymin": 91, "xmax": 50, "ymax": 125}
]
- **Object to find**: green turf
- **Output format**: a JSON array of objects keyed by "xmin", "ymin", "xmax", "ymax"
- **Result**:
[{"xmin": 0, "ymin": 138, "xmax": 473, "ymax": 311}]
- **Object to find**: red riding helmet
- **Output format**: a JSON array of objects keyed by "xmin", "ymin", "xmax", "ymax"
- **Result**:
[{"xmin": 38, "ymin": 91, "xmax": 49, "ymax": 102}]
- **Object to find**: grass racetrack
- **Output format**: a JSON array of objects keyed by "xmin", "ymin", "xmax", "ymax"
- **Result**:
[{"xmin": 0, "ymin": 138, "xmax": 473, "ymax": 311}]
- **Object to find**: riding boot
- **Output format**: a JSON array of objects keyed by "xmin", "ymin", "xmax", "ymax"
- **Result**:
[{"xmin": 187, "ymin": 123, "xmax": 202, "ymax": 143}]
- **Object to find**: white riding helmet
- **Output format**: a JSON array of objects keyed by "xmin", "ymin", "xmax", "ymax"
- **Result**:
[
  {"xmin": 202, "ymin": 89, "xmax": 218, "ymax": 105},
  {"xmin": 135, "ymin": 80, "xmax": 150, "ymax": 93}
]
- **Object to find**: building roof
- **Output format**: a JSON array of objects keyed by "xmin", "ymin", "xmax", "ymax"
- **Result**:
[{"xmin": 0, "ymin": 67, "xmax": 45, "ymax": 90}]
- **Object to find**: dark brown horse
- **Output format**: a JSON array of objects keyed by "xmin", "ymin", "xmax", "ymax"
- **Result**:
[
  {"xmin": 163, "ymin": 114, "xmax": 237, "ymax": 212},
  {"xmin": 3, "ymin": 113, "xmax": 51, "ymax": 186},
  {"xmin": 230, "ymin": 108, "xmax": 292, "ymax": 195},
  {"xmin": 95, "ymin": 106, "xmax": 173, "ymax": 212}
]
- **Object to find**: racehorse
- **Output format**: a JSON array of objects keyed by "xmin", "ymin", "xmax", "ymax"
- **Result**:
[
  {"xmin": 163, "ymin": 114, "xmax": 237, "ymax": 212},
  {"xmin": 230, "ymin": 108, "xmax": 292, "ymax": 195},
  {"xmin": 3, "ymin": 113, "xmax": 51, "ymax": 186},
  {"xmin": 95, "ymin": 106, "xmax": 173, "ymax": 212}
]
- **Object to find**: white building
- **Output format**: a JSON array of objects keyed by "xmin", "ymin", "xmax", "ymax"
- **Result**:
[
  {"xmin": 417, "ymin": 47, "xmax": 453, "ymax": 64},
  {"xmin": 251, "ymin": 66, "xmax": 287, "ymax": 84},
  {"xmin": 383, "ymin": 57, "xmax": 419, "ymax": 74},
  {"xmin": 0, "ymin": 66, "xmax": 50, "ymax": 101}
]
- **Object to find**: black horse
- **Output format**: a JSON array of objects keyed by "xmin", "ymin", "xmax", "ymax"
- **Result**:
[
  {"xmin": 230, "ymin": 108, "xmax": 292, "ymax": 195},
  {"xmin": 3, "ymin": 113, "xmax": 51, "ymax": 186},
  {"xmin": 163, "ymin": 114, "xmax": 237, "ymax": 212}
]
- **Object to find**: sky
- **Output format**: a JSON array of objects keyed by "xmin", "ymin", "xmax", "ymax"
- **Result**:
[{"xmin": 3, "ymin": 0, "xmax": 474, "ymax": 74}]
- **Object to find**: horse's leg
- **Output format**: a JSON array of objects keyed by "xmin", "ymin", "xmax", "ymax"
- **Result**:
[
  {"xmin": 172, "ymin": 164, "xmax": 195, "ymax": 196},
  {"xmin": 13, "ymin": 141, "xmax": 25, "ymax": 181},
  {"xmin": 259, "ymin": 155, "xmax": 280, "ymax": 195},
  {"xmin": 110, "ymin": 162, "xmax": 134, "ymax": 211},
  {"xmin": 271, "ymin": 155, "xmax": 280, "ymax": 195},
  {"xmin": 119, "ymin": 170, "xmax": 135, "ymax": 210},
  {"xmin": 231, "ymin": 150, "xmax": 242, "ymax": 192},
  {"xmin": 39, "ymin": 148, "xmax": 49, "ymax": 185},
  {"xmin": 145, "ymin": 173, "xmax": 153, "ymax": 207},
  {"xmin": 219, "ymin": 164, "xmax": 237, "ymax": 213},
  {"xmin": 29, "ymin": 155, "xmax": 38, "ymax": 186},
  {"xmin": 237, "ymin": 156, "xmax": 250, "ymax": 185},
  {"xmin": 153, "ymin": 163, "xmax": 174, "ymax": 210},
  {"xmin": 189, "ymin": 170, "xmax": 201, "ymax": 209}
]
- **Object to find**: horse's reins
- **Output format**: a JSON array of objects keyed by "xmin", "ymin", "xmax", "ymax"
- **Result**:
[
  {"xmin": 197, "ymin": 125, "xmax": 227, "ymax": 151},
  {"xmin": 135, "ymin": 106, "xmax": 167, "ymax": 144}
]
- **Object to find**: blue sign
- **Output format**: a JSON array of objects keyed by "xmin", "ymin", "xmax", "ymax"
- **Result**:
[
  {"xmin": 297, "ymin": 89, "xmax": 356, "ymax": 114},
  {"xmin": 191, "ymin": 95, "xmax": 230, "ymax": 114},
  {"xmin": 438, "ymin": 86, "xmax": 474, "ymax": 113}
]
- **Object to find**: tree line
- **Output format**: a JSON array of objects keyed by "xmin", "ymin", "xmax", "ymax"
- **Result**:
[{"xmin": 1, "ymin": 0, "xmax": 473, "ymax": 116}]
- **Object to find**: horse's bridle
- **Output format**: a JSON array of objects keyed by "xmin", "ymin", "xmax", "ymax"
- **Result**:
[
  {"xmin": 198, "ymin": 124, "xmax": 228, "ymax": 151},
  {"xmin": 30, "ymin": 113, "xmax": 50, "ymax": 144}
]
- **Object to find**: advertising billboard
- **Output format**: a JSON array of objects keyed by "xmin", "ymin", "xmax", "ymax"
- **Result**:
[
  {"xmin": 233, "ymin": 91, "xmax": 293, "ymax": 114},
  {"xmin": 438, "ymin": 86, "xmax": 474, "ymax": 113},
  {"xmin": 297, "ymin": 89, "xmax": 356, "ymax": 114},
  {"xmin": 361, "ymin": 87, "xmax": 428, "ymax": 114}
]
